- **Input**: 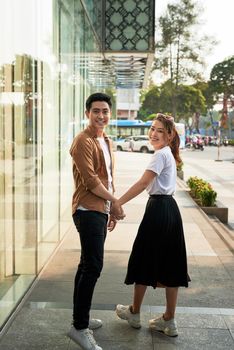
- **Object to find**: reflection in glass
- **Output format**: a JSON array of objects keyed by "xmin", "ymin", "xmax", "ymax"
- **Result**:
[{"xmin": 0, "ymin": 0, "xmax": 112, "ymax": 330}]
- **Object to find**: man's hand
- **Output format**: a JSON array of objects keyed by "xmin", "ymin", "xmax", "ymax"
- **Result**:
[
  {"xmin": 111, "ymin": 200, "xmax": 125, "ymax": 220},
  {"xmin": 108, "ymin": 215, "xmax": 117, "ymax": 232}
]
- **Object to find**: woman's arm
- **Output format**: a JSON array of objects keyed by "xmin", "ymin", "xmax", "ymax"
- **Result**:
[
  {"xmin": 111, "ymin": 170, "xmax": 155, "ymax": 217},
  {"xmin": 111, "ymin": 170, "xmax": 156, "ymax": 218},
  {"xmin": 118, "ymin": 170, "xmax": 156, "ymax": 205}
]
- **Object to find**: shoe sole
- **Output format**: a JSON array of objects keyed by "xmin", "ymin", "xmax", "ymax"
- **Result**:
[
  {"xmin": 89, "ymin": 324, "xmax": 102, "ymax": 330},
  {"xmin": 67, "ymin": 332, "xmax": 81, "ymax": 346},
  {"xmin": 128, "ymin": 323, "xmax": 141, "ymax": 329},
  {"xmin": 116, "ymin": 311, "xmax": 141, "ymax": 329},
  {"xmin": 67, "ymin": 331, "xmax": 103, "ymax": 349},
  {"xmin": 149, "ymin": 325, "xmax": 178, "ymax": 337}
]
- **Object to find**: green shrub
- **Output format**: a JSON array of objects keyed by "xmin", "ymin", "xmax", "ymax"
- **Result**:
[
  {"xmin": 199, "ymin": 188, "xmax": 217, "ymax": 206},
  {"xmin": 186, "ymin": 176, "xmax": 217, "ymax": 207}
]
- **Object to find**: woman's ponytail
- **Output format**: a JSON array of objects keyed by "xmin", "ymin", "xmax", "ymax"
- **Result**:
[{"xmin": 170, "ymin": 128, "xmax": 182, "ymax": 166}]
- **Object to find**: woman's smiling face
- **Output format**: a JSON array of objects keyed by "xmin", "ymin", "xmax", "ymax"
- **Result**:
[{"xmin": 148, "ymin": 119, "xmax": 169, "ymax": 150}]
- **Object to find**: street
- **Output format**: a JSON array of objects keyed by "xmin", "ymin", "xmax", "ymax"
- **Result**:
[
  {"xmin": 1, "ymin": 149, "xmax": 234, "ymax": 349},
  {"xmin": 181, "ymin": 146, "xmax": 234, "ymax": 229}
]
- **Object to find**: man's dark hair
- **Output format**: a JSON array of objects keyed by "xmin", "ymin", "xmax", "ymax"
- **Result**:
[{"xmin": 85, "ymin": 92, "xmax": 112, "ymax": 111}]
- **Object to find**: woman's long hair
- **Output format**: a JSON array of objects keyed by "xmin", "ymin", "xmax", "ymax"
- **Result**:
[{"xmin": 154, "ymin": 113, "xmax": 182, "ymax": 166}]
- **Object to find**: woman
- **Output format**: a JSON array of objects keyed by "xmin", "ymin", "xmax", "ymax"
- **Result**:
[{"xmin": 111, "ymin": 113, "xmax": 190, "ymax": 337}]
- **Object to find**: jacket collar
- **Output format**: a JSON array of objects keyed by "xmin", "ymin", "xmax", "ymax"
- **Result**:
[{"xmin": 85, "ymin": 125, "xmax": 108, "ymax": 140}]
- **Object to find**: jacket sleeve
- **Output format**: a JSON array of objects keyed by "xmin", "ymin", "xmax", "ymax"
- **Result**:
[{"xmin": 70, "ymin": 136, "xmax": 101, "ymax": 190}]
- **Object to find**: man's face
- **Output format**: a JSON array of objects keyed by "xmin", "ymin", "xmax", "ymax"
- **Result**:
[{"xmin": 85, "ymin": 101, "xmax": 111, "ymax": 132}]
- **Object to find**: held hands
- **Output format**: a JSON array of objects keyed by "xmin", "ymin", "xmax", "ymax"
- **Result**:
[
  {"xmin": 108, "ymin": 200, "xmax": 126, "ymax": 232},
  {"xmin": 111, "ymin": 200, "xmax": 125, "ymax": 221}
]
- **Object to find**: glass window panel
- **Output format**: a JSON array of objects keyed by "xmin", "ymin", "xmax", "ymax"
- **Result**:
[
  {"xmin": 0, "ymin": 0, "xmax": 106, "ymax": 330},
  {"xmin": 59, "ymin": 6, "xmax": 75, "ymax": 234}
]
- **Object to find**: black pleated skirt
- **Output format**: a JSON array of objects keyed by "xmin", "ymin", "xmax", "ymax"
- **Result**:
[{"xmin": 125, "ymin": 195, "xmax": 190, "ymax": 288}]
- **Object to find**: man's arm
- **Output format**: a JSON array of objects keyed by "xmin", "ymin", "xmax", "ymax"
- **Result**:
[
  {"xmin": 91, "ymin": 184, "xmax": 125, "ymax": 219},
  {"xmin": 91, "ymin": 183, "xmax": 116, "ymax": 202}
]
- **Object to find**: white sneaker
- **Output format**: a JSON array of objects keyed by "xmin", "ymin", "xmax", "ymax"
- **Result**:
[
  {"xmin": 149, "ymin": 315, "xmax": 178, "ymax": 337},
  {"xmin": 68, "ymin": 326, "xmax": 102, "ymax": 350},
  {"xmin": 89, "ymin": 318, "xmax": 102, "ymax": 330},
  {"xmin": 116, "ymin": 304, "xmax": 141, "ymax": 329}
]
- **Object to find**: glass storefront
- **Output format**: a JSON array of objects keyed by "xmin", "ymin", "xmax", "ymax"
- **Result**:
[
  {"xmin": 0, "ymin": 0, "xmax": 155, "ymax": 330},
  {"xmin": 0, "ymin": 0, "xmax": 105, "ymax": 329}
]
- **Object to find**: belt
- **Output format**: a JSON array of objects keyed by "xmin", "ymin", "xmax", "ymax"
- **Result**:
[{"xmin": 150, "ymin": 194, "xmax": 172, "ymax": 198}]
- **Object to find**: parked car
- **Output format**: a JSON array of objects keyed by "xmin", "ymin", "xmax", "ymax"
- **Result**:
[
  {"xmin": 115, "ymin": 138, "xmax": 131, "ymax": 152},
  {"xmin": 108, "ymin": 135, "xmax": 117, "ymax": 151},
  {"xmin": 115, "ymin": 135, "xmax": 154, "ymax": 153}
]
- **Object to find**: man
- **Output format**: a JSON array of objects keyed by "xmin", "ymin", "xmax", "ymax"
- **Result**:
[{"xmin": 68, "ymin": 93, "xmax": 124, "ymax": 350}]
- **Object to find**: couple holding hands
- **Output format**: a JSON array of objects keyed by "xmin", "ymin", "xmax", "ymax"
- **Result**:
[{"xmin": 68, "ymin": 93, "xmax": 190, "ymax": 350}]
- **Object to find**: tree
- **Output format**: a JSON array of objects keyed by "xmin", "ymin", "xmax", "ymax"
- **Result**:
[
  {"xmin": 176, "ymin": 84, "xmax": 206, "ymax": 132},
  {"xmin": 210, "ymin": 56, "xmax": 234, "ymax": 128},
  {"xmin": 193, "ymin": 80, "xmax": 217, "ymax": 134},
  {"xmin": 138, "ymin": 82, "xmax": 206, "ymax": 128},
  {"xmin": 138, "ymin": 85, "xmax": 161, "ymax": 120},
  {"xmin": 154, "ymin": 0, "xmax": 215, "ymax": 118},
  {"xmin": 192, "ymin": 81, "xmax": 216, "ymax": 111}
]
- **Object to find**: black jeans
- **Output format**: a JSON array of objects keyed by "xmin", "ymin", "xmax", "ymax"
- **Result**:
[{"xmin": 72, "ymin": 210, "xmax": 108, "ymax": 330}]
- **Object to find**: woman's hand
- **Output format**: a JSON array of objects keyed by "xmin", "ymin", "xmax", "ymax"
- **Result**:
[{"xmin": 111, "ymin": 200, "xmax": 125, "ymax": 220}]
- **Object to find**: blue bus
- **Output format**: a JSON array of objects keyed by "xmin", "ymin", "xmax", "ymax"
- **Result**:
[{"xmin": 107, "ymin": 119, "xmax": 185, "ymax": 148}]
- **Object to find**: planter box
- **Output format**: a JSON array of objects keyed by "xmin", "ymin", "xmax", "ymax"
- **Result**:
[
  {"xmin": 189, "ymin": 193, "xmax": 228, "ymax": 224},
  {"xmin": 201, "ymin": 201, "xmax": 228, "ymax": 224}
]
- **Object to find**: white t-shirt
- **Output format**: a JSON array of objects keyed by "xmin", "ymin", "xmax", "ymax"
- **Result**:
[
  {"xmin": 97, "ymin": 137, "xmax": 113, "ymax": 191},
  {"xmin": 146, "ymin": 146, "xmax": 176, "ymax": 195},
  {"xmin": 97, "ymin": 137, "xmax": 113, "ymax": 212}
]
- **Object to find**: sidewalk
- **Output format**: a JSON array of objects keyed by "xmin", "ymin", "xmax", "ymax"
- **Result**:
[
  {"xmin": 0, "ymin": 152, "xmax": 234, "ymax": 349},
  {"xmin": 181, "ymin": 146, "xmax": 234, "ymax": 230}
]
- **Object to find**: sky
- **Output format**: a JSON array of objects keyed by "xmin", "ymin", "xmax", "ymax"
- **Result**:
[{"xmin": 155, "ymin": 0, "xmax": 234, "ymax": 80}]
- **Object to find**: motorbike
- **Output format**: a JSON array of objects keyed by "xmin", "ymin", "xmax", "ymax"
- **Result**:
[
  {"xmin": 192, "ymin": 137, "xmax": 204, "ymax": 151},
  {"xmin": 223, "ymin": 138, "xmax": 229, "ymax": 146},
  {"xmin": 198, "ymin": 138, "xmax": 204, "ymax": 150}
]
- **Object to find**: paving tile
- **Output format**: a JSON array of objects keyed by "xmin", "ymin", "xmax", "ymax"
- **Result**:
[
  {"xmin": 152, "ymin": 328, "xmax": 234, "ymax": 349},
  {"xmin": 176, "ymin": 313, "xmax": 227, "ymax": 329},
  {"xmin": 27, "ymin": 281, "xmax": 73, "ymax": 302},
  {"xmin": 0, "ymin": 331, "xmax": 70, "ymax": 350},
  {"xmin": 223, "ymin": 315, "xmax": 234, "ymax": 329},
  {"xmin": 5, "ymin": 308, "xmax": 71, "ymax": 334}
]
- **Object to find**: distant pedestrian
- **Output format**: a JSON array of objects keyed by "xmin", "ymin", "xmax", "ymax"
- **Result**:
[
  {"xmin": 129, "ymin": 138, "xmax": 134, "ymax": 152},
  {"xmin": 111, "ymin": 113, "xmax": 190, "ymax": 337}
]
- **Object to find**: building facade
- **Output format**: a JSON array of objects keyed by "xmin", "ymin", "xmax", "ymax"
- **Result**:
[
  {"xmin": 116, "ymin": 89, "xmax": 141, "ymax": 120},
  {"xmin": 0, "ymin": 0, "xmax": 154, "ymax": 330}
]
